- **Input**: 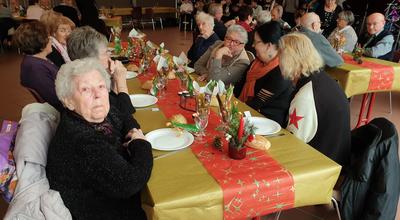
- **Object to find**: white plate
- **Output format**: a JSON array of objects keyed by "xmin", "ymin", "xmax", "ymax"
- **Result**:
[
  {"xmin": 248, "ymin": 117, "xmax": 281, "ymax": 135},
  {"xmin": 146, "ymin": 128, "xmax": 194, "ymax": 151},
  {"xmin": 126, "ymin": 71, "xmax": 138, "ymax": 79},
  {"xmin": 130, "ymin": 94, "xmax": 158, "ymax": 107}
]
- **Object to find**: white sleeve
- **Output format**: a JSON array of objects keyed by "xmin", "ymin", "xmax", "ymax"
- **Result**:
[{"xmin": 286, "ymin": 81, "xmax": 318, "ymax": 143}]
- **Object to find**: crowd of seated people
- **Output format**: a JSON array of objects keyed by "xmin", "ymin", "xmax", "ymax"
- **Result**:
[{"xmin": 4, "ymin": 0, "xmax": 398, "ymax": 218}]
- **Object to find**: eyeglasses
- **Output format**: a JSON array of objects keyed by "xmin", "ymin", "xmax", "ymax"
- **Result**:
[{"xmin": 224, "ymin": 37, "xmax": 244, "ymax": 46}]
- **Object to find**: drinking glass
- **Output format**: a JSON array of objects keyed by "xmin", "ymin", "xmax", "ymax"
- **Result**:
[
  {"xmin": 194, "ymin": 108, "xmax": 209, "ymax": 142},
  {"xmin": 156, "ymin": 75, "xmax": 167, "ymax": 99},
  {"xmin": 179, "ymin": 75, "xmax": 188, "ymax": 92}
]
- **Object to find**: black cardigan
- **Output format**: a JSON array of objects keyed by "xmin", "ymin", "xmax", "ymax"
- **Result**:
[
  {"xmin": 46, "ymin": 106, "xmax": 152, "ymax": 220},
  {"xmin": 234, "ymin": 63, "xmax": 293, "ymax": 126},
  {"xmin": 188, "ymin": 32, "xmax": 220, "ymax": 67}
]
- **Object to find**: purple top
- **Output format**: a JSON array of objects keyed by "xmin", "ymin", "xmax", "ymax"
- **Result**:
[{"xmin": 20, "ymin": 55, "xmax": 62, "ymax": 110}]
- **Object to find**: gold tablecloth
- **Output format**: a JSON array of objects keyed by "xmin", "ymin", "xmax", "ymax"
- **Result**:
[
  {"xmin": 127, "ymin": 79, "xmax": 341, "ymax": 219},
  {"xmin": 326, "ymin": 56, "xmax": 400, "ymax": 98}
]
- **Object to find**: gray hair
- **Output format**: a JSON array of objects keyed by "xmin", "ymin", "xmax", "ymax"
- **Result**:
[
  {"xmin": 67, "ymin": 26, "xmax": 108, "ymax": 61},
  {"xmin": 55, "ymin": 58, "xmax": 111, "ymax": 102},
  {"xmin": 208, "ymin": 3, "xmax": 222, "ymax": 17},
  {"xmin": 226, "ymin": 24, "xmax": 248, "ymax": 44},
  {"xmin": 256, "ymin": 10, "xmax": 272, "ymax": 25},
  {"xmin": 195, "ymin": 11, "xmax": 215, "ymax": 29},
  {"xmin": 338, "ymin": 10, "xmax": 355, "ymax": 26}
]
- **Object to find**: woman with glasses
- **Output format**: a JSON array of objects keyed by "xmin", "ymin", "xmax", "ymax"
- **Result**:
[
  {"xmin": 41, "ymin": 11, "xmax": 75, "ymax": 67},
  {"xmin": 188, "ymin": 12, "xmax": 219, "ymax": 67},
  {"xmin": 327, "ymin": 10, "xmax": 357, "ymax": 52},
  {"xmin": 234, "ymin": 21, "xmax": 293, "ymax": 126},
  {"xmin": 194, "ymin": 24, "xmax": 250, "ymax": 85}
]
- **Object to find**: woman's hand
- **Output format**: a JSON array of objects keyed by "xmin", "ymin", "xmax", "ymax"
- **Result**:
[
  {"xmin": 109, "ymin": 59, "xmax": 129, "ymax": 94},
  {"xmin": 123, "ymin": 128, "xmax": 146, "ymax": 146},
  {"xmin": 215, "ymin": 46, "xmax": 232, "ymax": 59},
  {"xmin": 197, "ymin": 74, "xmax": 208, "ymax": 81}
]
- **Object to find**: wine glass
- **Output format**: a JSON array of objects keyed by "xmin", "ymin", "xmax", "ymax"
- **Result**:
[
  {"xmin": 194, "ymin": 109, "xmax": 209, "ymax": 142},
  {"xmin": 156, "ymin": 75, "xmax": 167, "ymax": 99},
  {"xmin": 179, "ymin": 74, "xmax": 188, "ymax": 92}
]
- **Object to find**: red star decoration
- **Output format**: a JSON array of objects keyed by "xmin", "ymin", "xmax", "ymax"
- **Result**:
[{"xmin": 289, "ymin": 109, "xmax": 303, "ymax": 129}]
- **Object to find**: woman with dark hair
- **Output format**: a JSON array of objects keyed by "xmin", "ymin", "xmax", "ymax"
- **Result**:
[
  {"xmin": 13, "ymin": 20, "xmax": 62, "ymax": 110},
  {"xmin": 315, "ymin": 0, "xmax": 342, "ymax": 37},
  {"xmin": 234, "ymin": 21, "xmax": 293, "ymax": 126}
]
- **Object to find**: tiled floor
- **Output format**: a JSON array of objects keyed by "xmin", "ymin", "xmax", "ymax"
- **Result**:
[{"xmin": 0, "ymin": 26, "xmax": 399, "ymax": 219}]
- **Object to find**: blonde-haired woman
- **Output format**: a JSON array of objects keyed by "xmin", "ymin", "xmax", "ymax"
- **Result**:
[{"xmin": 279, "ymin": 32, "xmax": 350, "ymax": 166}]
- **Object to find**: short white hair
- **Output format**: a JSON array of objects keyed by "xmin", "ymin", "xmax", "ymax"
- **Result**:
[
  {"xmin": 195, "ymin": 11, "xmax": 215, "ymax": 29},
  {"xmin": 256, "ymin": 10, "xmax": 272, "ymax": 25},
  {"xmin": 55, "ymin": 58, "xmax": 111, "ymax": 102},
  {"xmin": 226, "ymin": 24, "xmax": 248, "ymax": 44}
]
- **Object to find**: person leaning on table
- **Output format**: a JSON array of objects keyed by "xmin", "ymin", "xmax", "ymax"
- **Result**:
[
  {"xmin": 67, "ymin": 26, "xmax": 136, "ymax": 116},
  {"xmin": 194, "ymin": 24, "xmax": 250, "ymax": 85},
  {"xmin": 278, "ymin": 32, "xmax": 350, "ymax": 166},
  {"xmin": 46, "ymin": 58, "xmax": 153, "ymax": 220}
]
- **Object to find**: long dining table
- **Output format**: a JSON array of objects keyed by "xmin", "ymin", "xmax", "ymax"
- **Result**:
[
  {"xmin": 125, "ymin": 62, "xmax": 342, "ymax": 219},
  {"xmin": 326, "ymin": 54, "xmax": 400, "ymax": 127}
]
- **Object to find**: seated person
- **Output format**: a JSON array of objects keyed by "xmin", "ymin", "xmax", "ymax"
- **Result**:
[
  {"xmin": 234, "ymin": 21, "xmax": 293, "ymax": 126},
  {"xmin": 208, "ymin": 3, "xmax": 227, "ymax": 40},
  {"xmin": 327, "ymin": 10, "xmax": 357, "ymax": 52},
  {"xmin": 188, "ymin": 12, "xmax": 219, "ymax": 67},
  {"xmin": 180, "ymin": 0, "xmax": 194, "ymax": 31},
  {"xmin": 26, "ymin": 0, "xmax": 45, "ymax": 20},
  {"xmin": 236, "ymin": 6, "xmax": 255, "ymax": 53},
  {"xmin": 12, "ymin": 20, "xmax": 62, "ymax": 110},
  {"xmin": 358, "ymin": 12, "xmax": 394, "ymax": 61},
  {"xmin": 255, "ymin": 10, "xmax": 272, "ymax": 27},
  {"xmin": 67, "ymin": 26, "xmax": 135, "ymax": 115},
  {"xmin": 271, "ymin": 4, "xmax": 291, "ymax": 30},
  {"xmin": 41, "ymin": 11, "xmax": 75, "ymax": 67},
  {"xmin": 46, "ymin": 58, "xmax": 153, "ymax": 220},
  {"xmin": 194, "ymin": 24, "xmax": 251, "ymax": 85},
  {"xmin": 53, "ymin": 0, "xmax": 80, "ymax": 27},
  {"xmin": 315, "ymin": 0, "xmax": 342, "ymax": 38},
  {"xmin": 279, "ymin": 32, "xmax": 350, "ymax": 166},
  {"xmin": 299, "ymin": 12, "xmax": 344, "ymax": 67}
]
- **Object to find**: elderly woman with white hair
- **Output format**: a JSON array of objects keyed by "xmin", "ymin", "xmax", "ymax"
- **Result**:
[
  {"xmin": 188, "ymin": 11, "xmax": 220, "ymax": 67},
  {"xmin": 279, "ymin": 32, "xmax": 350, "ymax": 166},
  {"xmin": 46, "ymin": 58, "xmax": 153, "ymax": 220},
  {"xmin": 194, "ymin": 24, "xmax": 250, "ymax": 85}
]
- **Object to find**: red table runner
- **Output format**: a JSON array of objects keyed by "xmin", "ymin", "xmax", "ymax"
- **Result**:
[
  {"xmin": 343, "ymin": 54, "xmax": 394, "ymax": 91},
  {"xmin": 137, "ymin": 65, "xmax": 294, "ymax": 219}
]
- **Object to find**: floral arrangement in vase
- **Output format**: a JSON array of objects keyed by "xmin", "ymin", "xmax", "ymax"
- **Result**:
[{"xmin": 219, "ymin": 101, "xmax": 255, "ymax": 160}]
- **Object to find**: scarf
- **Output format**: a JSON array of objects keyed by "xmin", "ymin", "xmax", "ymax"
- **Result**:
[
  {"xmin": 50, "ymin": 36, "xmax": 71, "ymax": 63},
  {"xmin": 236, "ymin": 21, "xmax": 253, "ymax": 32},
  {"xmin": 239, "ymin": 56, "xmax": 279, "ymax": 102}
]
